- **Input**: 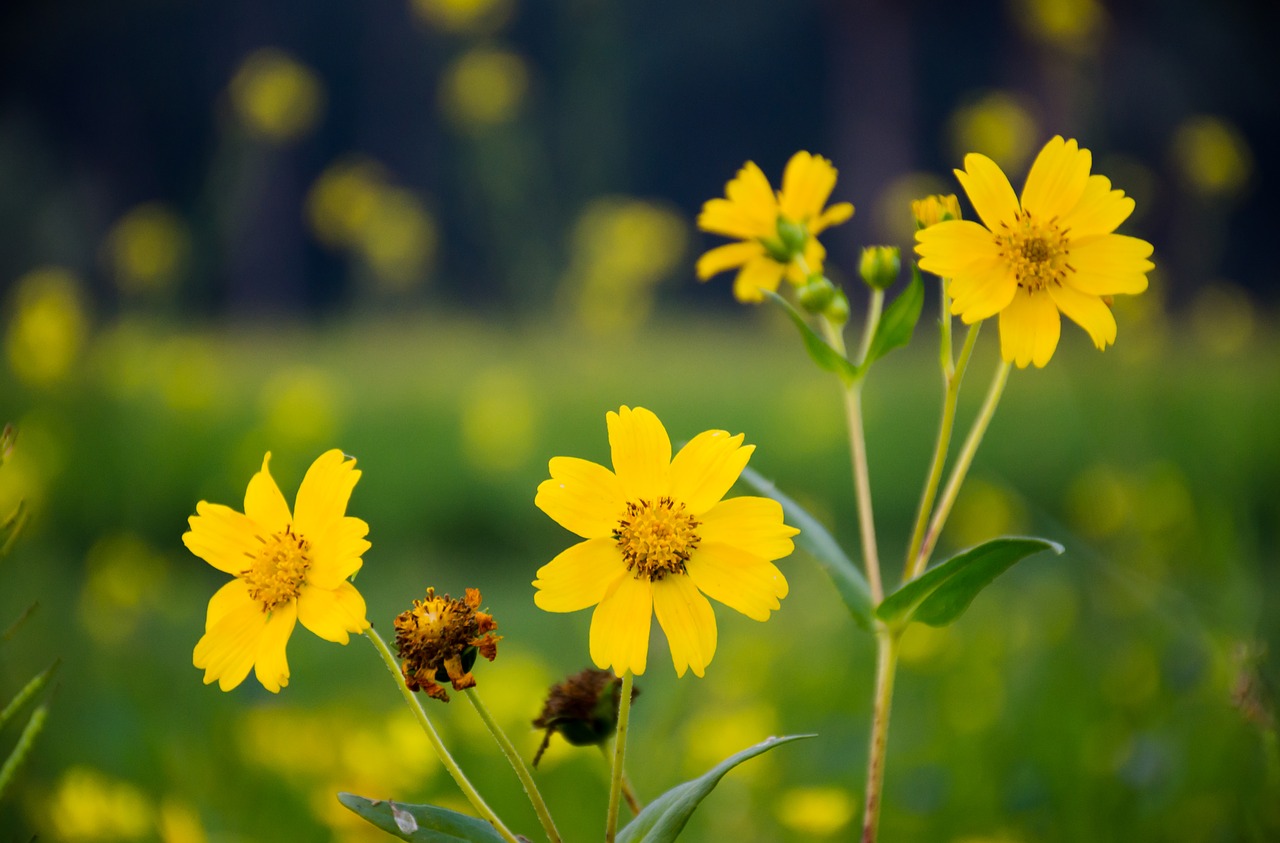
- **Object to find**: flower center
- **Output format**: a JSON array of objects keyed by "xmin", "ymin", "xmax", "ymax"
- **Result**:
[
  {"xmin": 242, "ymin": 526, "xmax": 311, "ymax": 612},
  {"xmin": 996, "ymin": 211, "xmax": 1071, "ymax": 292},
  {"xmin": 613, "ymin": 497, "xmax": 700, "ymax": 581}
]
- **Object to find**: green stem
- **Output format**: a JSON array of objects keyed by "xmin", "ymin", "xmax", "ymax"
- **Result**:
[
  {"xmin": 914, "ymin": 359, "xmax": 1012, "ymax": 570},
  {"xmin": 860, "ymin": 630, "xmax": 900, "ymax": 843},
  {"xmin": 938, "ymin": 277, "xmax": 954, "ymax": 378},
  {"xmin": 465, "ymin": 688, "xmax": 562, "ymax": 843},
  {"xmin": 903, "ymin": 322, "xmax": 981, "ymax": 581},
  {"xmin": 606, "ymin": 671, "xmax": 635, "ymax": 843},
  {"xmin": 364, "ymin": 628, "xmax": 520, "ymax": 843},
  {"xmin": 598, "ymin": 744, "xmax": 643, "ymax": 816},
  {"xmin": 856, "ymin": 289, "xmax": 885, "ymax": 367},
  {"xmin": 823, "ymin": 311, "xmax": 885, "ymax": 603}
]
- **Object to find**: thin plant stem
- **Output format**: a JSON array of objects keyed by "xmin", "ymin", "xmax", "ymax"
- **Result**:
[
  {"xmin": 605, "ymin": 671, "xmax": 635, "ymax": 843},
  {"xmin": 364, "ymin": 628, "xmax": 520, "ymax": 843},
  {"xmin": 598, "ymin": 744, "xmax": 643, "ymax": 816},
  {"xmin": 938, "ymin": 276, "xmax": 954, "ymax": 378},
  {"xmin": 856, "ymin": 288, "xmax": 885, "ymax": 366},
  {"xmin": 903, "ymin": 321, "xmax": 982, "ymax": 581},
  {"xmin": 915, "ymin": 359, "xmax": 1012, "ymax": 569},
  {"xmin": 860, "ymin": 631, "xmax": 900, "ymax": 843},
  {"xmin": 465, "ymin": 688, "xmax": 562, "ymax": 843}
]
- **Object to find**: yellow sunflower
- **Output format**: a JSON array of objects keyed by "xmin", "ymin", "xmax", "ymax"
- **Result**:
[
  {"xmin": 533, "ymin": 406, "xmax": 797, "ymax": 677},
  {"xmin": 183, "ymin": 449, "xmax": 371, "ymax": 692},
  {"xmin": 915, "ymin": 136, "xmax": 1154, "ymax": 368},
  {"xmin": 696, "ymin": 151, "xmax": 854, "ymax": 303}
]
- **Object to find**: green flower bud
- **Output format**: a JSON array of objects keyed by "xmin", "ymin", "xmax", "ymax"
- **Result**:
[
  {"xmin": 760, "ymin": 235, "xmax": 792, "ymax": 263},
  {"xmin": 797, "ymin": 274, "xmax": 836, "ymax": 313},
  {"xmin": 826, "ymin": 289, "xmax": 850, "ymax": 325},
  {"xmin": 775, "ymin": 218, "xmax": 808, "ymax": 257},
  {"xmin": 859, "ymin": 246, "xmax": 901, "ymax": 290}
]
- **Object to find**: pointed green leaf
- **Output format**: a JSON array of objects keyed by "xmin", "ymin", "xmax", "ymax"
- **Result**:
[
  {"xmin": 762, "ymin": 290, "xmax": 860, "ymax": 385},
  {"xmin": 738, "ymin": 467, "xmax": 872, "ymax": 629},
  {"xmin": 0, "ymin": 702, "xmax": 48, "ymax": 802},
  {"xmin": 337, "ymin": 793, "xmax": 508, "ymax": 842},
  {"xmin": 876, "ymin": 537, "xmax": 1064, "ymax": 627},
  {"xmin": 617, "ymin": 734, "xmax": 813, "ymax": 843},
  {"xmin": 863, "ymin": 266, "xmax": 924, "ymax": 367},
  {"xmin": 0, "ymin": 661, "xmax": 58, "ymax": 732}
]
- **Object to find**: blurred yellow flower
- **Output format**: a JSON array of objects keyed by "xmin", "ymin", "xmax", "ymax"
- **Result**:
[
  {"xmin": 911, "ymin": 194, "xmax": 962, "ymax": 229},
  {"xmin": 102, "ymin": 203, "xmax": 190, "ymax": 294},
  {"xmin": 534, "ymin": 406, "xmax": 796, "ymax": 677},
  {"xmin": 4, "ymin": 266, "xmax": 89, "ymax": 387},
  {"xmin": 48, "ymin": 767, "xmax": 152, "ymax": 841},
  {"xmin": 411, "ymin": 0, "xmax": 515, "ymax": 35},
  {"xmin": 775, "ymin": 786, "xmax": 855, "ymax": 837},
  {"xmin": 916, "ymin": 136, "xmax": 1154, "ymax": 367},
  {"xmin": 1170, "ymin": 115, "xmax": 1254, "ymax": 199},
  {"xmin": 438, "ymin": 46, "xmax": 529, "ymax": 130},
  {"xmin": 697, "ymin": 152, "xmax": 854, "ymax": 302},
  {"xmin": 229, "ymin": 48, "xmax": 325, "ymax": 143},
  {"xmin": 947, "ymin": 91, "xmax": 1038, "ymax": 173},
  {"xmin": 183, "ymin": 450, "xmax": 370, "ymax": 693}
]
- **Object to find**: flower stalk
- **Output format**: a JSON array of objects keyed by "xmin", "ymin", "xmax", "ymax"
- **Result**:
[
  {"xmin": 465, "ymin": 688, "xmax": 562, "ymax": 843},
  {"xmin": 605, "ymin": 671, "xmax": 635, "ymax": 843},
  {"xmin": 364, "ymin": 627, "xmax": 520, "ymax": 843},
  {"xmin": 860, "ymin": 631, "xmax": 900, "ymax": 843}
]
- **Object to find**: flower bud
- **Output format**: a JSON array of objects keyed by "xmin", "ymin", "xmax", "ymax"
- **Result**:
[
  {"xmin": 859, "ymin": 246, "xmax": 901, "ymax": 290},
  {"xmin": 826, "ymin": 289, "xmax": 850, "ymax": 325},
  {"xmin": 797, "ymin": 274, "xmax": 836, "ymax": 313},
  {"xmin": 775, "ymin": 218, "xmax": 808, "ymax": 258},
  {"xmin": 532, "ymin": 668, "xmax": 640, "ymax": 766},
  {"xmin": 911, "ymin": 194, "xmax": 962, "ymax": 229}
]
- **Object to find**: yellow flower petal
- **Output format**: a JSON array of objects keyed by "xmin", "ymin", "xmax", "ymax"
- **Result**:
[
  {"xmin": 297, "ymin": 581, "xmax": 369, "ymax": 643},
  {"xmin": 534, "ymin": 538, "xmax": 628, "ymax": 613},
  {"xmin": 652, "ymin": 575, "xmax": 717, "ymax": 678},
  {"xmin": 812, "ymin": 201, "xmax": 854, "ymax": 234},
  {"xmin": 1020, "ymin": 136, "xmax": 1091, "ymax": 221},
  {"xmin": 244, "ymin": 452, "xmax": 292, "ymax": 531},
  {"xmin": 725, "ymin": 161, "xmax": 778, "ymax": 221},
  {"xmin": 955, "ymin": 152, "xmax": 1020, "ymax": 233},
  {"xmin": 253, "ymin": 601, "xmax": 298, "ymax": 693},
  {"xmin": 1048, "ymin": 283, "xmax": 1117, "ymax": 350},
  {"xmin": 1059, "ymin": 174, "xmax": 1134, "ymax": 241},
  {"xmin": 668, "ymin": 430, "xmax": 752, "ymax": 515},
  {"xmin": 733, "ymin": 255, "xmax": 786, "ymax": 302},
  {"xmin": 183, "ymin": 502, "xmax": 261, "ymax": 575},
  {"xmin": 779, "ymin": 151, "xmax": 838, "ymax": 222},
  {"xmin": 685, "ymin": 542, "xmax": 787, "ymax": 622},
  {"xmin": 535, "ymin": 456, "xmax": 624, "ymax": 539},
  {"xmin": 292, "ymin": 449, "xmax": 360, "ymax": 539},
  {"xmin": 915, "ymin": 220, "xmax": 1003, "ymax": 279},
  {"xmin": 696, "ymin": 198, "xmax": 772, "ymax": 240},
  {"xmin": 999, "ymin": 289, "xmax": 1061, "ymax": 368},
  {"xmin": 948, "ymin": 260, "xmax": 1017, "ymax": 324},
  {"xmin": 1067, "ymin": 234, "xmax": 1154, "ymax": 295},
  {"xmin": 695, "ymin": 241, "xmax": 764, "ymax": 280},
  {"xmin": 193, "ymin": 600, "xmax": 268, "ymax": 691},
  {"xmin": 607, "ymin": 406, "xmax": 671, "ymax": 501},
  {"xmin": 589, "ymin": 575, "xmax": 652, "ymax": 676},
  {"xmin": 305, "ymin": 515, "xmax": 370, "ymax": 589},
  {"xmin": 205, "ymin": 578, "xmax": 252, "ymax": 629},
  {"xmin": 698, "ymin": 497, "xmax": 798, "ymax": 561}
]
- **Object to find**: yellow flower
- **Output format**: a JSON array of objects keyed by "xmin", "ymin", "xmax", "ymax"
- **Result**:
[
  {"xmin": 915, "ymin": 136, "xmax": 1154, "ymax": 368},
  {"xmin": 533, "ymin": 407, "xmax": 797, "ymax": 677},
  {"xmin": 911, "ymin": 193, "xmax": 962, "ymax": 229},
  {"xmin": 183, "ymin": 450, "xmax": 370, "ymax": 692},
  {"xmin": 696, "ymin": 152, "xmax": 854, "ymax": 303}
]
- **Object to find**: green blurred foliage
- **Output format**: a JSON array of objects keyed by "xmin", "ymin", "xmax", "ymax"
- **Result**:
[{"xmin": 0, "ymin": 302, "xmax": 1277, "ymax": 840}]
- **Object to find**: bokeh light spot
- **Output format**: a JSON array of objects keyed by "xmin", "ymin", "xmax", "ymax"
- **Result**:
[
  {"xmin": 1170, "ymin": 115, "xmax": 1253, "ymax": 199},
  {"xmin": 947, "ymin": 92, "xmax": 1038, "ymax": 173},
  {"xmin": 228, "ymin": 48, "xmax": 326, "ymax": 144},
  {"xmin": 5, "ymin": 266, "xmax": 89, "ymax": 387},
  {"xmin": 438, "ymin": 46, "xmax": 530, "ymax": 130}
]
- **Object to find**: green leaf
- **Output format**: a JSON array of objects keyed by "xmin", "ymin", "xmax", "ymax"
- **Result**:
[
  {"xmin": 736, "ymin": 466, "xmax": 873, "ymax": 629},
  {"xmin": 876, "ymin": 537, "xmax": 1064, "ymax": 627},
  {"xmin": 0, "ymin": 660, "xmax": 57, "ymax": 732},
  {"xmin": 337, "ymin": 793, "xmax": 508, "ymax": 843},
  {"xmin": 762, "ymin": 290, "xmax": 859, "ymax": 385},
  {"xmin": 863, "ymin": 266, "xmax": 924, "ymax": 368},
  {"xmin": 617, "ymin": 734, "xmax": 813, "ymax": 843},
  {"xmin": 0, "ymin": 702, "xmax": 48, "ymax": 802}
]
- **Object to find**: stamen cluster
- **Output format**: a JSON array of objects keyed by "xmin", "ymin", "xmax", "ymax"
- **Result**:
[
  {"xmin": 242, "ymin": 526, "xmax": 311, "ymax": 612},
  {"xmin": 613, "ymin": 496, "xmax": 700, "ymax": 581},
  {"xmin": 394, "ymin": 587, "xmax": 500, "ymax": 702},
  {"xmin": 995, "ymin": 211, "xmax": 1071, "ymax": 292}
]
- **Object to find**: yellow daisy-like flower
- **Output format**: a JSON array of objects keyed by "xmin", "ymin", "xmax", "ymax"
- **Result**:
[
  {"xmin": 533, "ymin": 407, "xmax": 797, "ymax": 678},
  {"xmin": 696, "ymin": 151, "xmax": 854, "ymax": 303},
  {"xmin": 915, "ymin": 136, "xmax": 1154, "ymax": 368},
  {"xmin": 183, "ymin": 449, "xmax": 371, "ymax": 693}
]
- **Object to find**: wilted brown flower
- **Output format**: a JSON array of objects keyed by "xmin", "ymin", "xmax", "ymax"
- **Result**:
[{"xmin": 394, "ymin": 587, "xmax": 501, "ymax": 702}]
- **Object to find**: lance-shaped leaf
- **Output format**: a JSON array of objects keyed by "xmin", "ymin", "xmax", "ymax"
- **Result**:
[
  {"xmin": 876, "ymin": 537, "xmax": 1063, "ymax": 628},
  {"xmin": 0, "ymin": 660, "xmax": 57, "ymax": 732},
  {"xmin": 863, "ymin": 266, "xmax": 924, "ymax": 368},
  {"xmin": 0, "ymin": 703, "xmax": 48, "ymax": 802},
  {"xmin": 738, "ymin": 467, "xmax": 873, "ymax": 629},
  {"xmin": 617, "ymin": 734, "xmax": 813, "ymax": 843},
  {"xmin": 337, "ymin": 793, "xmax": 508, "ymax": 843},
  {"xmin": 762, "ymin": 291, "xmax": 860, "ymax": 385}
]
